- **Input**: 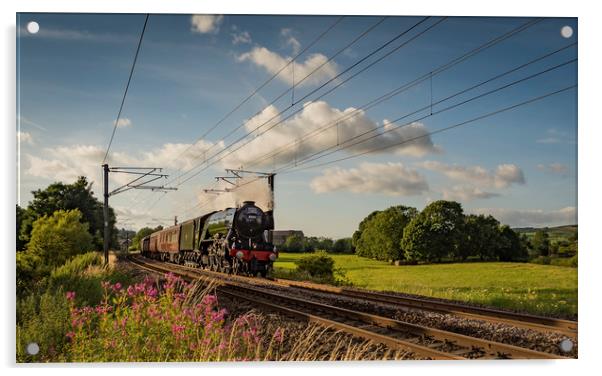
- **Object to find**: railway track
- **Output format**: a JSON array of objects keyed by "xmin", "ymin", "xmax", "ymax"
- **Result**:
[
  {"xmin": 272, "ymin": 278, "xmax": 578, "ymax": 339},
  {"xmin": 128, "ymin": 256, "xmax": 570, "ymax": 360}
]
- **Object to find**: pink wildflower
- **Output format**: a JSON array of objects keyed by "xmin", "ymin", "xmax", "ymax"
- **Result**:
[{"xmin": 66, "ymin": 291, "xmax": 76, "ymax": 301}]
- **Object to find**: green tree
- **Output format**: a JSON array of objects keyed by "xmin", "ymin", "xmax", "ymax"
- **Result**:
[
  {"xmin": 332, "ymin": 238, "xmax": 353, "ymax": 253},
  {"xmin": 317, "ymin": 237, "xmax": 334, "ymax": 251},
  {"xmin": 402, "ymin": 200, "xmax": 464, "ymax": 262},
  {"xmin": 17, "ymin": 204, "xmax": 27, "ymax": 251},
  {"xmin": 497, "ymin": 225, "xmax": 529, "ymax": 261},
  {"xmin": 19, "ymin": 177, "xmax": 117, "ymax": 249},
  {"xmin": 531, "ymin": 230, "xmax": 550, "ymax": 257},
  {"xmin": 356, "ymin": 205, "xmax": 418, "ymax": 261},
  {"xmin": 461, "ymin": 214, "xmax": 502, "ymax": 261},
  {"xmin": 352, "ymin": 210, "xmax": 381, "ymax": 250},
  {"xmin": 17, "ymin": 209, "xmax": 94, "ymax": 295},
  {"xmin": 283, "ymin": 234, "xmax": 305, "ymax": 253},
  {"xmin": 28, "ymin": 209, "xmax": 94, "ymax": 268}
]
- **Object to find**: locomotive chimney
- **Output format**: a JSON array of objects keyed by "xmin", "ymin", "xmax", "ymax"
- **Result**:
[{"xmin": 174, "ymin": 216, "xmax": 178, "ymax": 226}]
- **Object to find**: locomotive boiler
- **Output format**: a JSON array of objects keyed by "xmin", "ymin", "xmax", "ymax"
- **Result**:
[{"xmin": 140, "ymin": 201, "xmax": 277, "ymax": 277}]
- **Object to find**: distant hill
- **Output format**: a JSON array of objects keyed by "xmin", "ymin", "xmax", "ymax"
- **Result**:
[{"xmin": 513, "ymin": 224, "xmax": 577, "ymax": 242}]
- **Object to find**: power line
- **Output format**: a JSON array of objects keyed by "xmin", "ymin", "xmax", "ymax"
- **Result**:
[
  {"xmin": 249, "ymin": 22, "xmax": 564, "ymax": 172},
  {"xmin": 169, "ymin": 16, "xmax": 346, "ymax": 167},
  {"xmin": 173, "ymin": 16, "xmax": 442, "ymax": 187},
  {"xmin": 274, "ymin": 48, "xmax": 577, "ymax": 172},
  {"xmin": 168, "ymin": 15, "xmax": 389, "ymax": 185},
  {"xmin": 102, "ymin": 14, "xmax": 150, "ymax": 164},
  {"xmin": 280, "ymin": 85, "xmax": 577, "ymax": 174},
  {"xmin": 176, "ymin": 16, "xmax": 544, "ymax": 186}
]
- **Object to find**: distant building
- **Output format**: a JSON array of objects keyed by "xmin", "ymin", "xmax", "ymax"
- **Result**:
[{"xmin": 271, "ymin": 230, "xmax": 304, "ymax": 245}]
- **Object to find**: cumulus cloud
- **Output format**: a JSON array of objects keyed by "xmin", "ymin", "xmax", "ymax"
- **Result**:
[
  {"xmin": 114, "ymin": 118, "xmax": 132, "ymax": 128},
  {"xmin": 419, "ymin": 161, "xmax": 525, "ymax": 188},
  {"xmin": 310, "ymin": 162, "xmax": 429, "ymax": 196},
  {"xmin": 191, "ymin": 15, "xmax": 224, "ymax": 34},
  {"xmin": 537, "ymin": 163, "xmax": 568, "ymax": 175},
  {"xmin": 237, "ymin": 47, "xmax": 338, "ymax": 87},
  {"xmin": 221, "ymin": 101, "xmax": 439, "ymax": 168},
  {"xmin": 231, "ymin": 30, "xmax": 251, "ymax": 45},
  {"xmin": 442, "ymin": 186, "xmax": 500, "ymax": 201},
  {"xmin": 24, "ymin": 140, "xmax": 224, "ymax": 187},
  {"xmin": 18, "ymin": 131, "xmax": 34, "ymax": 145},
  {"xmin": 470, "ymin": 207, "xmax": 577, "ymax": 227}
]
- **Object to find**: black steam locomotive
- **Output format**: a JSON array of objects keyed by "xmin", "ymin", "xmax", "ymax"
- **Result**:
[{"xmin": 140, "ymin": 201, "xmax": 278, "ymax": 277}]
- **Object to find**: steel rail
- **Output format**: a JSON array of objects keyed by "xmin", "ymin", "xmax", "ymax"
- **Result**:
[
  {"xmin": 127, "ymin": 256, "xmax": 569, "ymax": 360},
  {"xmin": 273, "ymin": 278, "xmax": 578, "ymax": 338}
]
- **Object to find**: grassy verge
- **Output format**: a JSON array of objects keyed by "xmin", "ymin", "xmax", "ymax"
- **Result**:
[{"xmin": 274, "ymin": 253, "xmax": 577, "ymax": 318}]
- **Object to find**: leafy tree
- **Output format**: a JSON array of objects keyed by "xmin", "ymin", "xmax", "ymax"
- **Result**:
[
  {"xmin": 19, "ymin": 177, "xmax": 117, "ymax": 249},
  {"xmin": 332, "ymin": 238, "xmax": 353, "ymax": 253},
  {"xmin": 531, "ymin": 230, "xmax": 550, "ymax": 257},
  {"xmin": 28, "ymin": 209, "xmax": 94, "ymax": 268},
  {"xmin": 17, "ymin": 204, "xmax": 27, "ymax": 251},
  {"xmin": 283, "ymin": 234, "xmax": 305, "ymax": 253},
  {"xmin": 402, "ymin": 200, "xmax": 464, "ymax": 262},
  {"xmin": 461, "ymin": 214, "xmax": 502, "ymax": 261},
  {"xmin": 497, "ymin": 225, "xmax": 529, "ymax": 261},
  {"xmin": 356, "ymin": 205, "xmax": 418, "ymax": 261},
  {"xmin": 352, "ymin": 210, "xmax": 381, "ymax": 249},
  {"xmin": 18, "ymin": 209, "xmax": 94, "ymax": 294},
  {"xmin": 317, "ymin": 237, "xmax": 334, "ymax": 252}
]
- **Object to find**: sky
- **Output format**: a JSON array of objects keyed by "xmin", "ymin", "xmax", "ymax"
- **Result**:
[{"xmin": 16, "ymin": 13, "xmax": 578, "ymax": 238}]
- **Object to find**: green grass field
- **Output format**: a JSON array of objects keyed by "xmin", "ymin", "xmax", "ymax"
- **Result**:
[{"xmin": 274, "ymin": 253, "xmax": 577, "ymax": 318}]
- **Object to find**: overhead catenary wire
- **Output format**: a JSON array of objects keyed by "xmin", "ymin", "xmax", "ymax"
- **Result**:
[
  {"xmin": 169, "ymin": 15, "xmax": 347, "ymax": 167},
  {"xmin": 248, "ymin": 23, "xmax": 567, "ymax": 172},
  {"xmin": 279, "ymin": 85, "xmax": 577, "ymax": 175},
  {"xmin": 174, "ymin": 16, "xmax": 544, "ymax": 187},
  {"xmin": 168, "ymin": 15, "xmax": 389, "ymax": 184},
  {"xmin": 172, "ymin": 16, "xmax": 443, "ymax": 187},
  {"xmin": 102, "ymin": 14, "xmax": 150, "ymax": 164},
  {"xmin": 274, "ymin": 50, "xmax": 577, "ymax": 172},
  {"xmin": 139, "ymin": 17, "xmax": 543, "ymax": 221}
]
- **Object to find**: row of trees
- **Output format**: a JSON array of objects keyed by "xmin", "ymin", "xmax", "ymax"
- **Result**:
[
  {"xmin": 353, "ymin": 200, "xmax": 529, "ymax": 263},
  {"xmin": 280, "ymin": 235, "xmax": 353, "ymax": 253}
]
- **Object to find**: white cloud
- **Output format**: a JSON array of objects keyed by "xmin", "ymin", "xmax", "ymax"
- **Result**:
[
  {"xmin": 237, "ymin": 47, "xmax": 338, "ymax": 87},
  {"xmin": 114, "ymin": 118, "xmax": 132, "ymax": 128},
  {"xmin": 221, "ymin": 101, "xmax": 439, "ymax": 168},
  {"xmin": 537, "ymin": 163, "xmax": 568, "ymax": 175},
  {"xmin": 441, "ymin": 186, "xmax": 500, "ymax": 201},
  {"xmin": 470, "ymin": 207, "xmax": 577, "ymax": 227},
  {"xmin": 231, "ymin": 30, "xmax": 251, "ymax": 45},
  {"xmin": 18, "ymin": 131, "xmax": 34, "ymax": 145},
  {"xmin": 310, "ymin": 162, "xmax": 429, "ymax": 196},
  {"xmin": 191, "ymin": 15, "xmax": 224, "ymax": 34},
  {"xmin": 419, "ymin": 161, "xmax": 525, "ymax": 189},
  {"xmin": 24, "ymin": 140, "xmax": 224, "ymax": 187},
  {"xmin": 281, "ymin": 28, "xmax": 301, "ymax": 55}
]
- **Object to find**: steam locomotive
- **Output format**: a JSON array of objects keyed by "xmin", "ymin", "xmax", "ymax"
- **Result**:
[{"xmin": 140, "ymin": 200, "xmax": 278, "ymax": 277}]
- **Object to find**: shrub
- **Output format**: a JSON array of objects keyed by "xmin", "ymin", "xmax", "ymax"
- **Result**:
[
  {"xmin": 294, "ymin": 251, "xmax": 335, "ymax": 279},
  {"xmin": 28, "ymin": 209, "xmax": 94, "ymax": 268}
]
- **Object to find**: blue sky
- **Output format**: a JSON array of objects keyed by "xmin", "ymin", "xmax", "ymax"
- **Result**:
[{"xmin": 16, "ymin": 13, "xmax": 577, "ymax": 238}]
